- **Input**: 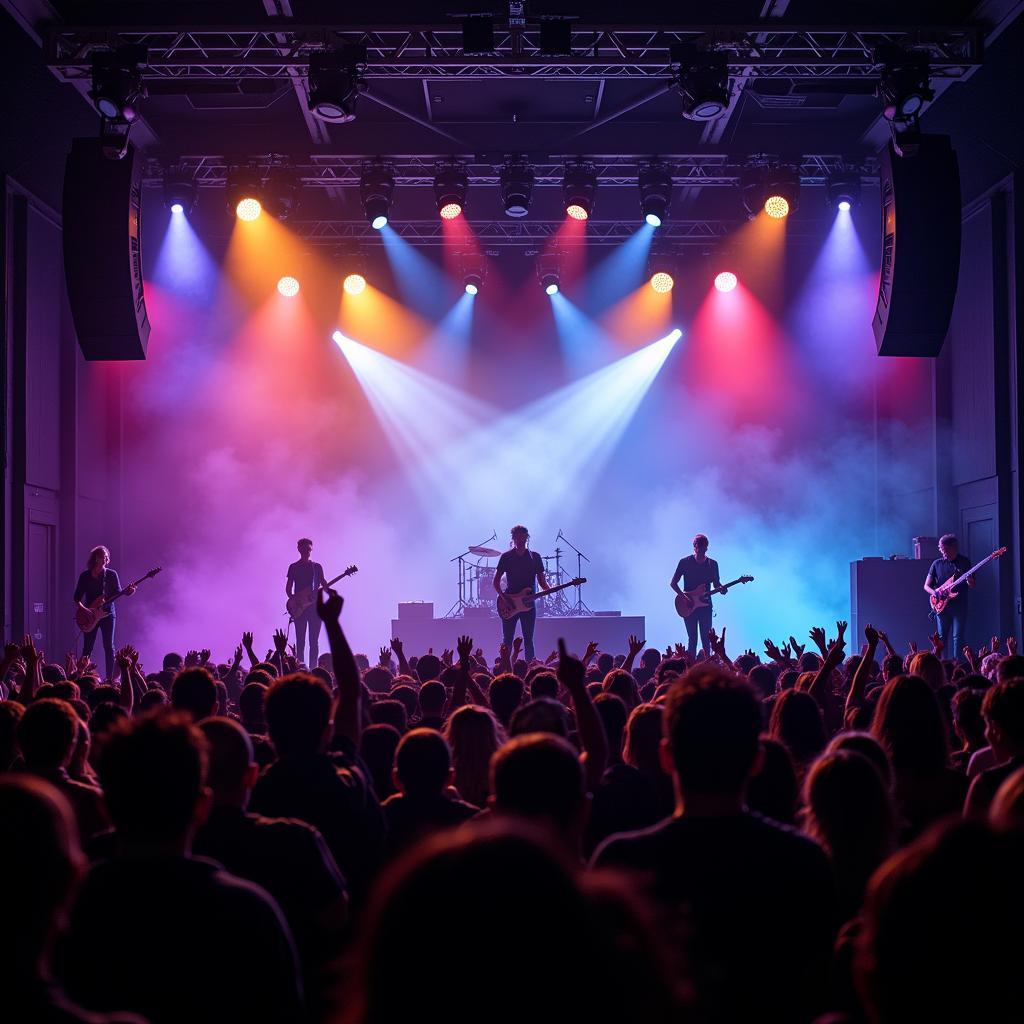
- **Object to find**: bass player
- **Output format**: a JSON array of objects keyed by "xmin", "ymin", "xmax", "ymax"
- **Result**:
[
  {"xmin": 671, "ymin": 534, "xmax": 726, "ymax": 659},
  {"xmin": 73, "ymin": 545, "xmax": 135, "ymax": 680},
  {"xmin": 286, "ymin": 537, "xmax": 325, "ymax": 667},
  {"xmin": 924, "ymin": 533, "xmax": 975, "ymax": 660},
  {"xmin": 493, "ymin": 525, "xmax": 550, "ymax": 663}
]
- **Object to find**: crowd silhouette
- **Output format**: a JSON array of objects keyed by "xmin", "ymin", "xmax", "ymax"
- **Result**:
[{"xmin": 2, "ymin": 593, "xmax": 1023, "ymax": 1022}]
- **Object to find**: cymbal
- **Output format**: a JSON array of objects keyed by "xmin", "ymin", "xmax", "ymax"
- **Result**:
[{"xmin": 469, "ymin": 545, "xmax": 502, "ymax": 558}]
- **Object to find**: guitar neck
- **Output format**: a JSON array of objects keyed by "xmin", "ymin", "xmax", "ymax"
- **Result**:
[
  {"xmin": 533, "ymin": 581, "xmax": 577, "ymax": 597},
  {"xmin": 949, "ymin": 552, "xmax": 1000, "ymax": 589},
  {"xmin": 324, "ymin": 569, "xmax": 355, "ymax": 588},
  {"xmin": 710, "ymin": 577, "xmax": 746, "ymax": 595}
]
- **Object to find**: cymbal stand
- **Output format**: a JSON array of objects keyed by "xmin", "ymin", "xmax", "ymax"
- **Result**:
[{"xmin": 557, "ymin": 529, "xmax": 592, "ymax": 616}]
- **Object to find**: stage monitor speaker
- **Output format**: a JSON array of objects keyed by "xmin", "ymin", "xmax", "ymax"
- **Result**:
[
  {"xmin": 873, "ymin": 134, "xmax": 961, "ymax": 358},
  {"xmin": 62, "ymin": 138, "xmax": 150, "ymax": 360}
]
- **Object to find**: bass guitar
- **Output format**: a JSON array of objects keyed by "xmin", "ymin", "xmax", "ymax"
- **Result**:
[
  {"xmin": 75, "ymin": 567, "xmax": 162, "ymax": 632},
  {"xmin": 286, "ymin": 565, "xmax": 358, "ymax": 619},
  {"xmin": 930, "ymin": 547, "xmax": 1006, "ymax": 614},
  {"xmin": 674, "ymin": 574, "xmax": 754, "ymax": 618},
  {"xmin": 497, "ymin": 578, "xmax": 586, "ymax": 621}
]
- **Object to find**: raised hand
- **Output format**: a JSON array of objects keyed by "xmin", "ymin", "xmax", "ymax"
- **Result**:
[
  {"xmin": 764, "ymin": 639, "xmax": 783, "ymax": 662},
  {"xmin": 908, "ymin": 641, "xmax": 918, "ymax": 655},
  {"xmin": 789, "ymin": 635, "xmax": 806, "ymax": 658},
  {"xmin": 116, "ymin": 646, "xmax": 133, "ymax": 669},
  {"xmin": 20, "ymin": 635, "xmax": 42, "ymax": 668},
  {"xmin": 512, "ymin": 637, "xmax": 524, "ymax": 656},
  {"xmin": 583, "ymin": 640, "xmax": 599, "ymax": 662},
  {"xmin": 199, "ymin": 649, "xmax": 211, "ymax": 665},
  {"xmin": 556, "ymin": 638, "xmax": 586, "ymax": 690},
  {"xmin": 316, "ymin": 587, "xmax": 343, "ymax": 623},
  {"xmin": 287, "ymin": 643, "xmax": 296, "ymax": 658},
  {"xmin": 930, "ymin": 632, "xmax": 944, "ymax": 656},
  {"xmin": 379, "ymin": 647, "xmax": 391, "ymax": 666},
  {"xmin": 442, "ymin": 649, "xmax": 453, "ymax": 666},
  {"xmin": 711, "ymin": 626, "xmax": 728, "ymax": 659},
  {"xmin": 545, "ymin": 650, "xmax": 558, "ymax": 665},
  {"xmin": 242, "ymin": 631, "xmax": 255, "ymax": 650},
  {"xmin": 627, "ymin": 634, "xmax": 645, "ymax": 658},
  {"xmin": 978, "ymin": 644, "xmax": 989, "ymax": 659},
  {"xmin": 781, "ymin": 642, "xmax": 793, "ymax": 660},
  {"xmin": 991, "ymin": 636, "xmax": 1001, "ymax": 656},
  {"xmin": 864, "ymin": 623, "xmax": 879, "ymax": 646},
  {"xmin": 457, "ymin": 635, "xmax": 474, "ymax": 663},
  {"xmin": 1009, "ymin": 637, "xmax": 1018, "ymax": 655},
  {"xmin": 232, "ymin": 644, "xmax": 244, "ymax": 665},
  {"xmin": 272, "ymin": 629, "xmax": 288, "ymax": 654},
  {"xmin": 390, "ymin": 637, "xmax": 404, "ymax": 656},
  {"xmin": 836, "ymin": 621, "xmax": 848, "ymax": 645},
  {"xmin": 962, "ymin": 644, "xmax": 976, "ymax": 666},
  {"xmin": 673, "ymin": 642, "xmax": 685, "ymax": 658}
]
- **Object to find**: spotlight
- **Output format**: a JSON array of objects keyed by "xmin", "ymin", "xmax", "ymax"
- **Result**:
[
  {"xmin": 763, "ymin": 165, "xmax": 800, "ymax": 219},
  {"xmin": 537, "ymin": 253, "xmax": 562, "ymax": 295},
  {"xmin": 876, "ymin": 47, "xmax": 933, "ymax": 122},
  {"xmin": 277, "ymin": 276, "xmax": 300, "ymax": 297},
  {"xmin": 226, "ymin": 167, "xmax": 263, "ymax": 220},
  {"xmin": 361, "ymin": 161, "xmax": 394, "ymax": 229},
  {"xmin": 163, "ymin": 170, "xmax": 196, "ymax": 216},
  {"xmin": 714, "ymin": 271, "xmax": 737, "ymax": 293},
  {"xmin": 648, "ymin": 254, "xmax": 675, "ymax": 293},
  {"xmin": 563, "ymin": 161, "xmax": 597, "ymax": 221},
  {"xmin": 307, "ymin": 47, "xmax": 365, "ymax": 123},
  {"xmin": 500, "ymin": 160, "xmax": 534, "ymax": 218},
  {"xmin": 89, "ymin": 46, "xmax": 147, "ymax": 123},
  {"xmin": 639, "ymin": 162, "xmax": 672, "ymax": 227},
  {"xmin": 265, "ymin": 166, "xmax": 300, "ymax": 221},
  {"xmin": 460, "ymin": 253, "xmax": 486, "ymax": 295},
  {"xmin": 344, "ymin": 273, "xmax": 367, "ymax": 295},
  {"xmin": 826, "ymin": 171, "xmax": 861, "ymax": 211},
  {"xmin": 98, "ymin": 111, "xmax": 133, "ymax": 161},
  {"xmin": 434, "ymin": 163, "xmax": 468, "ymax": 220},
  {"xmin": 650, "ymin": 272, "xmax": 674, "ymax": 293},
  {"xmin": 672, "ymin": 46, "xmax": 730, "ymax": 121}
]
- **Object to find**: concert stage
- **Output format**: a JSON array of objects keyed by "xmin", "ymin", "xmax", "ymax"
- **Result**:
[{"xmin": 388, "ymin": 613, "xmax": 647, "ymax": 659}]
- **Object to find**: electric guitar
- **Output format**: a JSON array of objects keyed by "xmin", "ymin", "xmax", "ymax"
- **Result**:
[
  {"xmin": 497, "ymin": 578, "xmax": 586, "ymax": 621},
  {"xmin": 674, "ymin": 575, "xmax": 754, "ymax": 618},
  {"xmin": 286, "ymin": 565, "xmax": 358, "ymax": 619},
  {"xmin": 929, "ymin": 547, "xmax": 1006, "ymax": 614},
  {"xmin": 74, "ymin": 567, "xmax": 162, "ymax": 632}
]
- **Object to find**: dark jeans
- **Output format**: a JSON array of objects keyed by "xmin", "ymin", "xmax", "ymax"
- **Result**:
[
  {"xmin": 82, "ymin": 615, "xmax": 116, "ymax": 680},
  {"xmin": 294, "ymin": 607, "xmax": 322, "ymax": 668},
  {"xmin": 502, "ymin": 607, "xmax": 537, "ymax": 663},
  {"xmin": 936, "ymin": 601, "xmax": 968, "ymax": 661},
  {"xmin": 683, "ymin": 604, "xmax": 714, "ymax": 659}
]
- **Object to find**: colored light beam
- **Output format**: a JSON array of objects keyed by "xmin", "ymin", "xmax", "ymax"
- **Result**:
[
  {"xmin": 600, "ymin": 281, "xmax": 674, "ymax": 349},
  {"xmin": 550, "ymin": 291, "xmax": 619, "ymax": 375},
  {"xmin": 153, "ymin": 208, "xmax": 219, "ymax": 305},
  {"xmin": 728, "ymin": 209, "xmax": 787, "ymax": 309},
  {"xmin": 380, "ymin": 225, "xmax": 455, "ymax": 318},
  {"xmin": 414, "ymin": 291, "xmax": 476, "ymax": 379},
  {"xmin": 584, "ymin": 223, "xmax": 656, "ymax": 312},
  {"xmin": 337, "ymin": 283, "xmax": 433, "ymax": 356}
]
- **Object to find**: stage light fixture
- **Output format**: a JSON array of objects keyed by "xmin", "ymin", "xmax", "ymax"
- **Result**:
[
  {"xmin": 876, "ymin": 47, "xmax": 933, "ymax": 122},
  {"xmin": 714, "ymin": 271, "xmax": 737, "ymax": 293},
  {"xmin": 763, "ymin": 165, "xmax": 800, "ymax": 219},
  {"xmin": 89, "ymin": 46, "xmax": 147, "ymax": 123},
  {"xmin": 163, "ymin": 170, "xmax": 196, "ymax": 216},
  {"xmin": 361, "ymin": 161, "xmax": 394, "ymax": 229},
  {"xmin": 648, "ymin": 254, "xmax": 676, "ymax": 293},
  {"xmin": 277, "ymin": 276, "xmax": 300, "ymax": 297},
  {"xmin": 673, "ymin": 46, "xmax": 730, "ymax": 121},
  {"xmin": 826, "ymin": 171, "xmax": 861, "ymax": 212},
  {"xmin": 500, "ymin": 160, "xmax": 534, "ymax": 218},
  {"xmin": 307, "ymin": 47, "xmax": 365, "ymax": 123},
  {"xmin": 344, "ymin": 273, "xmax": 367, "ymax": 295},
  {"xmin": 434, "ymin": 163, "xmax": 469, "ymax": 220},
  {"xmin": 460, "ymin": 253, "xmax": 486, "ymax": 295},
  {"xmin": 265, "ymin": 166, "xmax": 300, "ymax": 221},
  {"xmin": 226, "ymin": 167, "xmax": 263, "ymax": 220},
  {"xmin": 563, "ymin": 161, "xmax": 597, "ymax": 221},
  {"xmin": 537, "ymin": 253, "xmax": 562, "ymax": 296},
  {"xmin": 639, "ymin": 162, "xmax": 672, "ymax": 227}
]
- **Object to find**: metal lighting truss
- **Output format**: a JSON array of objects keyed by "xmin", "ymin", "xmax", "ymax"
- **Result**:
[{"xmin": 45, "ymin": 24, "xmax": 983, "ymax": 82}]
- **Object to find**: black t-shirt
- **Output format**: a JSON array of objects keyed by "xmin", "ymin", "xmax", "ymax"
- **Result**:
[
  {"xmin": 593, "ymin": 812, "xmax": 837, "ymax": 1023},
  {"xmin": 287, "ymin": 559, "xmax": 324, "ymax": 595},
  {"xmin": 673, "ymin": 555, "xmax": 720, "ymax": 598},
  {"xmin": 382, "ymin": 791, "xmax": 480, "ymax": 857},
  {"xmin": 495, "ymin": 549, "xmax": 544, "ymax": 594},
  {"xmin": 73, "ymin": 569, "xmax": 121, "ymax": 615},
  {"xmin": 927, "ymin": 555, "xmax": 971, "ymax": 604}
]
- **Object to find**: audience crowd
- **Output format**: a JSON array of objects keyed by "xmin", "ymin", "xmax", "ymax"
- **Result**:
[{"xmin": 2, "ymin": 593, "xmax": 1023, "ymax": 1023}]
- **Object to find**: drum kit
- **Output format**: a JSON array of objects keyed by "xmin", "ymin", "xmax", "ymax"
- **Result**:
[{"xmin": 446, "ymin": 531, "xmax": 591, "ymax": 618}]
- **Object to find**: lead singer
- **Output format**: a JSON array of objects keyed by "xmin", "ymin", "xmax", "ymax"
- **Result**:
[{"xmin": 493, "ymin": 525, "xmax": 550, "ymax": 662}]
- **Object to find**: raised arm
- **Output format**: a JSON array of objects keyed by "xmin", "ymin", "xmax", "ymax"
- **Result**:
[
  {"xmin": 808, "ymin": 639, "xmax": 845, "ymax": 706},
  {"xmin": 622, "ymin": 634, "xmax": 644, "ymax": 674},
  {"xmin": 557, "ymin": 638, "xmax": 608, "ymax": 791},
  {"xmin": 317, "ymin": 588, "xmax": 361, "ymax": 747},
  {"xmin": 116, "ymin": 646, "xmax": 135, "ymax": 712},
  {"xmin": 16, "ymin": 635, "xmax": 42, "ymax": 705},
  {"xmin": 845, "ymin": 625, "xmax": 878, "ymax": 724},
  {"xmin": 449, "ymin": 635, "xmax": 473, "ymax": 712},
  {"xmin": 389, "ymin": 636, "xmax": 411, "ymax": 677}
]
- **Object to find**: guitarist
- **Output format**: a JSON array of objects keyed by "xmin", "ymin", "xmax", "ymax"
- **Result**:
[
  {"xmin": 286, "ymin": 538, "xmax": 325, "ymax": 667},
  {"xmin": 493, "ymin": 525, "xmax": 550, "ymax": 663},
  {"xmin": 73, "ymin": 545, "xmax": 135, "ymax": 680},
  {"xmin": 924, "ymin": 534, "xmax": 974, "ymax": 660},
  {"xmin": 671, "ymin": 534, "xmax": 725, "ymax": 659}
]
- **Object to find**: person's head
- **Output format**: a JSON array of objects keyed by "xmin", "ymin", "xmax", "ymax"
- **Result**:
[
  {"xmin": 827, "ymin": 731, "xmax": 893, "ymax": 788},
  {"xmin": 199, "ymin": 717, "xmax": 257, "ymax": 807},
  {"xmin": 746, "ymin": 664, "xmax": 775, "ymax": 700},
  {"xmin": 389, "ymin": 683, "xmax": 419, "ymax": 721},
  {"xmin": 907, "ymin": 651, "xmax": 944, "ymax": 692},
  {"xmin": 623, "ymin": 702, "xmax": 664, "ymax": 774},
  {"xmin": 86, "ymin": 545, "xmax": 110, "ymax": 572},
  {"xmin": 662, "ymin": 667, "xmax": 763, "ymax": 802},
  {"xmin": 87, "ymin": 702, "xmax": 128, "ymax": 740},
  {"xmin": 602, "ymin": 668, "xmax": 640, "ymax": 710},
  {"xmin": 488, "ymin": 673, "xmax": 524, "ymax": 727},
  {"xmin": 443, "ymin": 705, "xmax": 505, "ymax": 805},
  {"xmin": 768, "ymin": 689, "xmax": 826, "ymax": 766},
  {"xmin": 16, "ymin": 698, "xmax": 79, "ymax": 772},
  {"xmin": 596, "ymin": 652, "xmax": 614, "ymax": 676},
  {"xmin": 949, "ymin": 686, "xmax": 986, "ymax": 751},
  {"xmin": 881, "ymin": 654, "xmax": 903, "ymax": 683},
  {"xmin": 996, "ymin": 655, "xmax": 1024, "ymax": 683},
  {"xmin": 510, "ymin": 524, "xmax": 529, "ymax": 550},
  {"xmin": 640, "ymin": 648, "xmax": 662, "ymax": 670},
  {"xmin": 162, "ymin": 651, "xmax": 183, "ymax": 672},
  {"xmin": 238, "ymin": 681, "xmax": 268, "ymax": 732},
  {"xmin": 138, "ymin": 688, "xmax": 168, "ymax": 713},
  {"xmin": 0, "ymin": 699, "xmax": 25, "ymax": 770},
  {"xmin": 872, "ymin": 675, "xmax": 950, "ymax": 776},
  {"xmin": 745, "ymin": 735, "xmax": 798, "ymax": 825},
  {"xmin": 990, "ymin": 765, "xmax": 1024, "ymax": 829},
  {"xmin": 981, "ymin": 679, "xmax": 1024, "ymax": 761},
  {"xmin": 509, "ymin": 697, "xmax": 569, "ymax": 738},
  {"xmin": 0, "ymin": 776, "xmax": 85, "ymax": 967},
  {"xmin": 363, "ymin": 666, "xmax": 393, "ymax": 695},
  {"xmin": 490, "ymin": 733, "xmax": 588, "ymax": 847},
  {"xmin": 170, "ymin": 667, "xmax": 218, "ymax": 721},
  {"xmin": 938, "ymin": 533, "xmax": 959, "ymax": 560},
  {"xmin": 97, "ymin": 711, "xmax": 209, "ymax": 849},
  {"xmin": 359, "ymin": 723, "xmax": 402, "ymax": 801},
  {"xmin": 692, "ymin": 533, "xmax": 709, "ymax": 558},
  {"xmin": 297, "ymin": 537, "xmax": 313, "ymax": 559},
  {"xmin": 414, "ymin": 653, "xmax": 442, "ymax": 684},
  {"xmin": 370, "ymin": 698, "xmax": 408, "ymax": 733},
  {"xmin": 529, "ymin": 670, "xmax": 559, "ymax": 701},
  {"xmin": 418, "ymin": 680, "xmax": 447, "ymax": 718},
  {"xmin": 264, "ymin": 673, "xmax": 333, "ymax": 758},
  {"xmin": 856, "ymin": 821, "xmax": 1024, "ymax": 1023},
  {"xmin": 593, "ymin": 693, "xmax": 628, "ymax": 763},
  {"xmin": 394, "ymin": 728, "xmax": 452, "ymax": 798}
]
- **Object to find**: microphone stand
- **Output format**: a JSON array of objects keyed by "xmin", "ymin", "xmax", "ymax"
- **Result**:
[{"xmin": 556, "ymin": 529, "xmax": 592, "ymax": 616}]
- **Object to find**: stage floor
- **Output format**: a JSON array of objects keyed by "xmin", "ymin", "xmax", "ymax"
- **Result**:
[{"xmin": 388, "ymin": 614, "xmax": 647, "ymax": 660}]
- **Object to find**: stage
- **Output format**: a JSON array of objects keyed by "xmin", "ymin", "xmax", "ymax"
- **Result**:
[{"xmin": 388, "ymin": 612, "xmax": 647, "ymax": 659}]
